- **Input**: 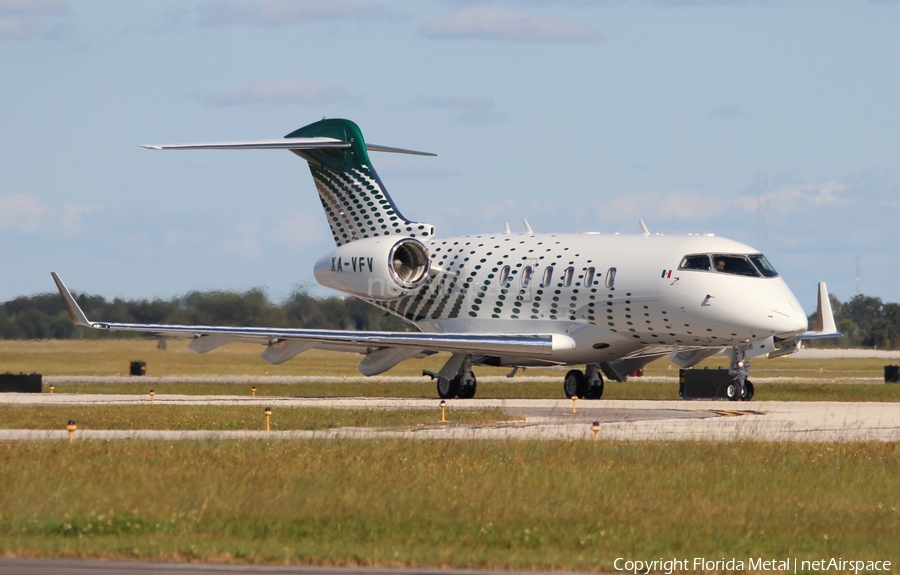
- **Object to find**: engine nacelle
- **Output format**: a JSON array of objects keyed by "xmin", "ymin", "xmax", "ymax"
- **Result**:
[{"xmin": 314, "ymin": 236, "xmax": 430, "ymax": 299}]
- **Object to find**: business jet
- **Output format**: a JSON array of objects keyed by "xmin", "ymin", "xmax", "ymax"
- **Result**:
[{"xmin": 51, "ymin": 118, "xmax": 840, "ymax": 401}]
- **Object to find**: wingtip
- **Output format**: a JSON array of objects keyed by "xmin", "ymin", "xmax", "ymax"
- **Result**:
[
  {"xmin": 141, "ymin": 145, "xmax": 163, "ymax": 150},
  {"xmin": 50, "ymin": 272, "xmax": 92, "ymax": 327}
]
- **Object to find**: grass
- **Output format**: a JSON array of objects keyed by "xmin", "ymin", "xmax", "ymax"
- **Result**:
[
  {"xmin": 0, "ymin": 440, "xmax": 897, "ymax": 569},
  {"xmin": 0, "ymin": 405, "xmax": 513, "ymax": 431}
]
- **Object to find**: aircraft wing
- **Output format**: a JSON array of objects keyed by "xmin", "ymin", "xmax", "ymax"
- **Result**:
[{"xmin": 51, "ymin": 273, "xmax": 569, "ymax": 374}]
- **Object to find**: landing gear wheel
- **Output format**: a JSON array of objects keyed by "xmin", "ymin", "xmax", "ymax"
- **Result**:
[
  {"xmin": 586, "ymin": 380, "xmax": 604, "ymax": 400},
  {"xmin": 437, "ymin": 376, "xmax": 459, "ymax": 399},
  {"xmin": 725, "ymin": 381, "xmax": 740, "ymax": 401},
  {"xmin": 564, "ymin": 369, "xmax": 588, "ymax": 399},
  {"xmin": 456, "ymin": 374, "xmax": 477, "ymax": 399},
  {"xmin": 740, "ymin": 380, "xmax": 754, "ymax": 401}
]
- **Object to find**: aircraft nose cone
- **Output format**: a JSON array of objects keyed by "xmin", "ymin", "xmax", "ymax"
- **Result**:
[{"xmin": 769, "ymin": 291, "xmax": 808, "ymax": 338}]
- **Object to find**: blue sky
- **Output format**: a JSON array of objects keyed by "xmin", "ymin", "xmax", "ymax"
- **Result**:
[{"xmin": 2, "ymin": 0, "xmax": 899, "ymax": 314}]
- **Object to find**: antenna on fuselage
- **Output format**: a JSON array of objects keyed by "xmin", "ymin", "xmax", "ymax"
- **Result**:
[
  {"xmin": 522, "ymin": 219, "xmax": 533, "ymax": 235},
  {"xmin": 503, "ymin": 222, "xmax": 511, "ymax": 234},
  {"xmin": 639, "ymin": 219, "xmax": 650, "ymax": 236}
]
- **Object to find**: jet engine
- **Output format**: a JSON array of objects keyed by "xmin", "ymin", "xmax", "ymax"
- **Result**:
[{"xmin": 314, "ymin": 237, "xmax": 430, "ymax": 299}]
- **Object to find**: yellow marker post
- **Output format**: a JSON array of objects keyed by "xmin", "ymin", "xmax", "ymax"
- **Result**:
[
  {"xmin": 440, "ymin": 400, "xmax": 447, "ymax": 422},
  {"xmin": 251, "ymin": 386, "xmax": 257, "ymax": 397},
  {"xmin": 66, "ymin": 420, "xmax": 77, "ymax": 445},
  {"xmin": 591, "ymin": 420, "xmax": 601, "ymax": 442},
  {"xmin": 49, "ymin": 385, "xmax": 54, "ymax": 394},
  {"xmin": 149, "ymin": 389, "xmax": 155, "ymax": 405},
  {"xmin": 264, "ymin": 407, "xmax": 272, "ymax": 432},
  {"xmin": 571, "ymin": 396, "xmax": 578, "ymax": 414}
]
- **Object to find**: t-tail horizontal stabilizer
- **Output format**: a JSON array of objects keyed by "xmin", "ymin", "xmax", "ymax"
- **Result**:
[
  {"xmin": 801, "ymin": 282, "xmax": 842, "ymax": 340},
  {"xmin": 143, "ymin": 118, "xmax": 435, "ymax": 248}
]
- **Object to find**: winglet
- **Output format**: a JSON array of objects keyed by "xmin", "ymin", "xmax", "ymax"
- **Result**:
[
  {"xmin": 50, "ymin": 272, "xmax": 92, "ymax": 327},
  {"xmin": 814, "ymin": 282, "xmax": 837, "ymax": 333},
  {"xmin": 802, "ymin": 282, "xmax": 842, "ymax": 340},
  {"xmin": 639, "ymin": 219, "xmax": 650, "ymax": 236}
]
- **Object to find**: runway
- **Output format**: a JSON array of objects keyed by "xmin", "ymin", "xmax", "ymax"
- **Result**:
[{"xmin": 2, "ymin": 393, "xmax": 898, "ymax": 442}]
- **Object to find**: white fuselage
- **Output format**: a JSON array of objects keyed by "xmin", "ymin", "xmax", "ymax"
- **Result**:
[{"xmin": 363, "ymin": 231, "xmax": 808, "ymax": 367}]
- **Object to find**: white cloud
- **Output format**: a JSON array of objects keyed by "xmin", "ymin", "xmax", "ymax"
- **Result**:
[
  {"xmin": 194, "ymin": 0, "xmax": 402, "ymax": 28},
  {"xmin": 711, "ymin": 105, "xmax": 743, "ymax": 118},
  {"xmin": 198, "ymin": 78, "xmax": 349, "ymax": 106},
  {"xmin": 477, "ymin": 199, "xmax": 517, "ymax": 221},
  {"xmin": 0, "ymin": 0, "xmax": 67, "ymax": 15},
  {"xmin": 0, "ymin": 194, "xmax": 45, "ymax": 233},
  {"xmin": 646, "ymin": 0, "xmax": 776, "ymax": 5},
  {"xmin": 420, "ymin": 7, "xmax": 600, "ymax": 43},
  {"xmin": 270, "ymin": 210, "xmax": 327, "ymax": 247},
  {"xmin": 594, "ymin": 180, "xmax": 847, "ymax": 222},
  {"xmin": 222, "ymin": 223, "xmax": 263, "ymax": 260},
  {"xmin": 60, "ymin": 204, "xmax": 96, "ymax": 235},
  {"xmin": 0, "ymin": 0, "xmax": 67, "ymax": 39},
  {"xmin": 416, "ymin": 95, "xmax": 505, "ymax": 124}
]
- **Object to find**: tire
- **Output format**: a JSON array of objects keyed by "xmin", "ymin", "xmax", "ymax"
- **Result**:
[
  {"xmin": 586, "ymin": 380, "xmax": 604, "ymax": 400},
  {"xmin": 564, "ymin": 369, "xmax": 587, "ymax": 399},
  {"xmin": 457, "ymin": 374, "xmax": 477, "ymax": 399},
  {"xmin": 437, "ymin": 376, "xmax": 459, "ymax": 399},
  {"xmin": 740, "ymin": 380, "xmax": 754, "ymax": 401},
  {"xmin": 725, "ymin": 381, "xmax": 740, "ymax": 401}
]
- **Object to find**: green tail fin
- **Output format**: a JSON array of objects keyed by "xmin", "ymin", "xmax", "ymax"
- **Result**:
[{"xmin": 285, "ymin": 119, "xmax": 434, "ymax": 247}]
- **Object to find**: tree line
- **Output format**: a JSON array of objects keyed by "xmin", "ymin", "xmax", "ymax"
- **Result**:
[
  {"xmin": 0, "ymin": 289, "xmax": 408, "ymax": 340},
  {"xmin": 1, "ymin": 289, "xmax": 898, "ymax": 349}
]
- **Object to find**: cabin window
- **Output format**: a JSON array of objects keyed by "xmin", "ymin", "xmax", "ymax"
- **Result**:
[
  {"xmin": 584, "ymin": 267, "xmax": 595, "ymax": 287},
  {"xmin": 749, "ymin": 254, "xmax": 779, "ymax": 278},
  {"xmin": 679, "ymin": 254, "xmax": 711, "ymax": 271},
  {"xmin": 605, "ymin": 267, "xmax": 617, "ymax": 289},
  {"xmin": 522, "ymin": 266, "xmax": 533, "ymax": 287},
  {"xmin": 499, "ymin": 265, "xmax": 511, "ymax": 285},
  {"xmin": 541, "ymin": 266, "xmax": 554, "ymax": 287},
  {"xmin": 563, "ymin": 266, "xmax": 574, "ymax": 287},
  {"xmin": 713, "ymin": 255, "xmax": 760, "ymax": 277}
]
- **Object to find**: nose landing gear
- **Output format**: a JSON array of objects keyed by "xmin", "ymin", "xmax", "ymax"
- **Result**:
[
  {"xmin": 727, "ymin": 346, "xmax": 755, "ymax": 401},
  {"xmin": 725, "ymin": 379, "xmax": 755, "ymax": 401}
]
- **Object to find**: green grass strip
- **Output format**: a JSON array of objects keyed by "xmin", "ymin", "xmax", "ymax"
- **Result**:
[{"xmin": 0, "ymin": 440, "xmax": 897, "ymax": 568}]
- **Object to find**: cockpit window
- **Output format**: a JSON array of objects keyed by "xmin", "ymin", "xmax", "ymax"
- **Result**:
[
  {"xmin": 749, "ymin": 254, "xmax": 779, "ymax": 278},
  {"xmin": 713, "ymin": 255, "xmax": 760, "ymax": 277},
  {"xmin": 679, "ymin": 252, "xmax": 778, "ymax": 278},
  {"xmin": 679, "ymin": 254, "xmax": 711, "ymax": 271}
]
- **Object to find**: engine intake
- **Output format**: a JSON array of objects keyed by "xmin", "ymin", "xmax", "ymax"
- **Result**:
[{"xmin": 314, "ymin": 237, "xmax": 430, "ymax": 299}]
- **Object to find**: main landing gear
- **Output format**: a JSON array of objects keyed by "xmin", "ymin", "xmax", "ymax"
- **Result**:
[
  {"xmin": 427, "ymin": 355, "xmax": 477, "ymax": 399},
  {"xmin": 563, "ymin": 364, "xmax": 604, "ymax": 399}
]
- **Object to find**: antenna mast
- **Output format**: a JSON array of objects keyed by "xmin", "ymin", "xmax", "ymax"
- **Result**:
[{"xmin": 764, "ymin": 177, "xmax": 770, "ymax": 254}]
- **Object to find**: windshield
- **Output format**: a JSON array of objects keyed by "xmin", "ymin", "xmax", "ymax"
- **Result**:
[
  {"xmin": 679, "ymin": 252, "xmax": 779, "ymax": 278},
  {"xmin": 749, "ymin": 254, "xmax": 779, "ymax": 277}
]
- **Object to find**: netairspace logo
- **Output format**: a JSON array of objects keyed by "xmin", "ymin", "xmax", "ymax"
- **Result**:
[{"xmin": 613, "ymin": 557, "xmax": 893, "ymax": 574}]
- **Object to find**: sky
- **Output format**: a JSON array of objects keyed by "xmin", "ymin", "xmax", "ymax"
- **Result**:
[{"xmin": 2, "ymin": 0, "xmax": 899, "ymax": 314}]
